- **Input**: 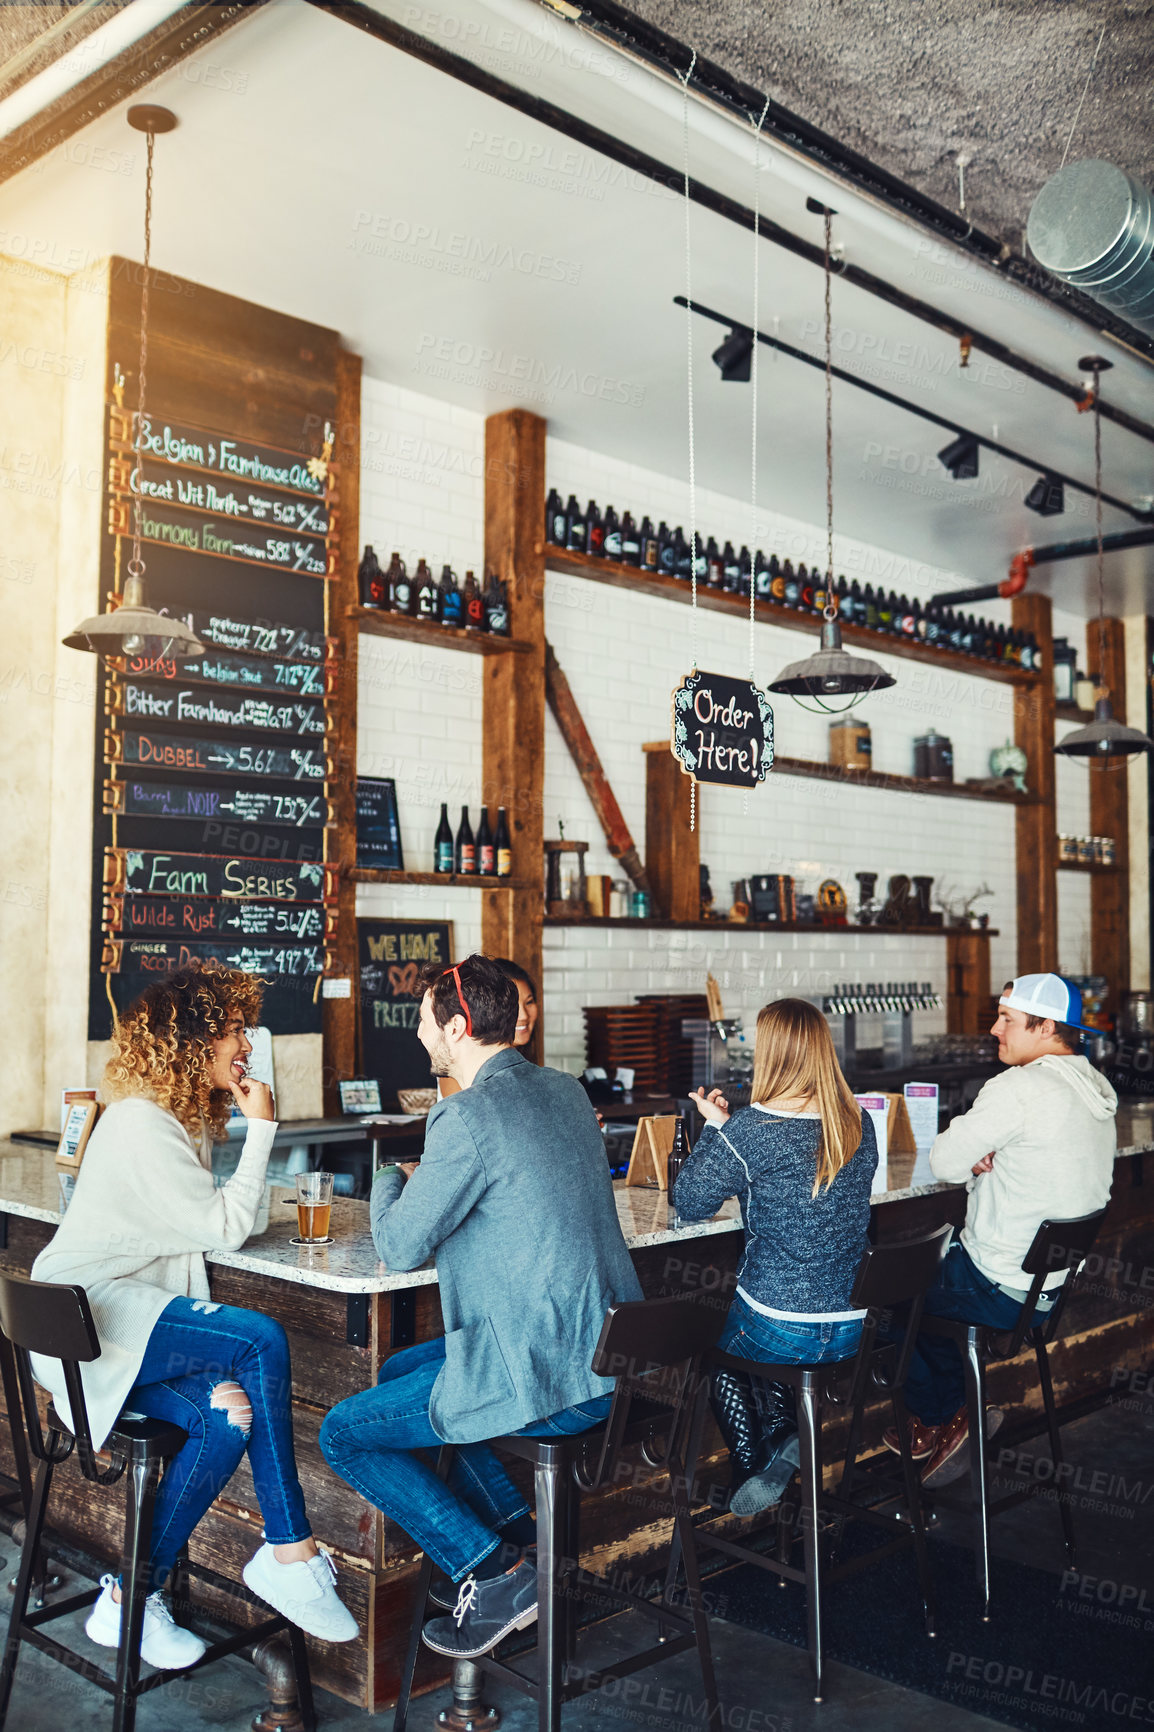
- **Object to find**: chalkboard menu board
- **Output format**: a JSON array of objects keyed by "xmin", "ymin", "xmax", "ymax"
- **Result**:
[
  {"xmin": 356, "ymin": 778, "xmax": 403, "ymax": 870},
  {"xmin": 357, "ymin": 919, "xmax": 453, "ymax": 1107},
  {"xmin": 92, "ymin": 399, "xmax": 339, "ymax": 1039}
]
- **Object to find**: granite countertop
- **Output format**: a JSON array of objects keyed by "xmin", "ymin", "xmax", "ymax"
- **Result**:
[{"xmin": 1, "ymin": 1107, "xmax": 1145, "ymax": 1297}]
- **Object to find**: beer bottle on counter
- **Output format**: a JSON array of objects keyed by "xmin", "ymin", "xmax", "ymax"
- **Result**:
[
  {"xmin": 863, "ymin": 584, "xmax": 879, "ymax": 630},
  {"xmin": 784, "ymin": 560, "xmax": 801, "ymax": 608},
  {"xmin": 439, "ymin": 564, "xmax": 464, "ymax": 627},
  {"xmin": 434, "ymin": 803, "xmax": 454, "ymax": 874},
  {"xmin": 546, "ymin": 489, "xmax": 566, "ymax": 545},
  {"xmin": 673, "ymin": 527, "xmax": 691, "ymax": 580},
  {"xmin": 755, "ymin": 551, "xmax": 774, "ymax": 601},
  {"xmin": 455, "ymin": 806, "xmax": 476, "ymax": 874},
  {"xmin": 657, "ymin": 523, "xmax": 676, "ymax": 574},
  {"xmin": 738, "ymin": 545, "xmax": 753, "ymax": 597},
  {"xmin": 666, "ymin": 1115, "xmax": 689, "ymax": 1199},
  {"xmin": 388, "ymin": 552, "xmax": 413, "ymax": 615},
  {"xmin": 495, "ymin": 806, "xmax": 512, "ymax": 877},
  {"xmin": 773, "ymin": 559, "xmax": 789, "ymax": 604},
  {"xmin": 899, "ymin": 595, "xmax": 916, "ymax": 636},
  {"xmin": 876, "ymin": 587, "xmax": 894, "ymax": 633},
  {"xmin": 477, "ymin": 807, "xmax": 495, "ymax": 875},
  {"xmin": 565, "ymin": 494, "xmax": 585, "ymax": 552},
  {"xmin": 640, "ymin": 517, "xmax": 659, "ymax": 570},
  {"xmin": 722, "ymin": 541, "xmax": 740, "ymax": 592},
  {"xmin": 586, "ymin": 500, "xmax": 604, "ymax": 557},
  {"xmin": 602, "ymin": 505, "xmax": 621, "ymax": 561},
  {"xmin": 358, "ymin": 545, "xmax": 386, "ymax": 609},
  {"xmin": 416, "ymin": 558, "xmax": 438, "ymax": 620},
  {"xmin": 463, "ymin": 571, "xmax": 485, "ymax": 632},
  {"xmin": 483, "ymin": 572, "xmax": 509, "ymax": 635},
  {"xmin": 691, "ymin": 532, "xmax": 707, "ymax": 583},
  {"xmin": 621, "ymin": 511, "xmax": 641, "ymax": 565},
  {"xmin": 706, "ymin": 536, "xmax": 724, "ymax": 588}
]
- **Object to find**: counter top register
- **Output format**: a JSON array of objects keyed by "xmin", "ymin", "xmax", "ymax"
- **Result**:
[{"xmin": 1, "ymin": 1108, "xmax": 1149, "ymax": 1295}]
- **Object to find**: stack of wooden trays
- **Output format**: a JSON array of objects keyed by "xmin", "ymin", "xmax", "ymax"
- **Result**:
[
  {"xmin": 583, "ymin": 1003, "xmax": 663, "ymax": 1091},
  {"xmin": 636, "ymin": 993, "xmax": 708, "ymax": 1095}
]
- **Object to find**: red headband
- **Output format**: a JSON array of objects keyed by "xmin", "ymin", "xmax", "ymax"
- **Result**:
[{"xmin": 444, "ymin": 964, "xmax": 473, "ymax": 1037}]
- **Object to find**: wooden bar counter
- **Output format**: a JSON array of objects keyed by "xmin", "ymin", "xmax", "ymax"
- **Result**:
[{"xmin": 0, "ymin": 1115, "xmax": 1150, "ymax": 1712}]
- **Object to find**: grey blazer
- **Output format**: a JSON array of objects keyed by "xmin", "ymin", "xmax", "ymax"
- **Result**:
[{"xmin": 370, "ymin": 1047, "xmax": 643, "ymax": 1443}]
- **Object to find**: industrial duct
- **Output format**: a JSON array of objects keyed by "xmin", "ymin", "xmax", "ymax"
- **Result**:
[{"xmin": 1027, "ymin": 160, "xmax": 1154, "ymax": 339}]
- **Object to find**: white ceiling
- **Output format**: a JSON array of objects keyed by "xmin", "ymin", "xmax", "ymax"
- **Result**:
[{"xmin": 4, "ymin": 0, "xmax": 1153, "ymax": 614}]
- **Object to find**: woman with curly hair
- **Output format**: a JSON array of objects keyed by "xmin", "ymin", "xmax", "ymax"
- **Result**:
[{"xmin": 30, "ymin": 961, "xmax": 356, "ymax": 1667}]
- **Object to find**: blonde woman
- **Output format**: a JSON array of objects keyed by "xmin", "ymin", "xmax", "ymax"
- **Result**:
[
  {"xmin": 673, "ymin": 997, "xmax": 877, "ymax": 1515},
  {"xmin": 30, "ymin": 962, "xmax": 356, "ymax": 1667}
]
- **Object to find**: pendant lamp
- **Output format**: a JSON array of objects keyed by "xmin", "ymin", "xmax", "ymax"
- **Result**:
[
  {"xmin": 769, "ymin": 207, "xmax": 895, "ymax": 715},
  {"xmin": 1054, "ymin": 357, "xmax": 1152, "ymax": 766},
  {"xmin": 62, "ymin": 106, "xmax": 204, "ymax": 662}
]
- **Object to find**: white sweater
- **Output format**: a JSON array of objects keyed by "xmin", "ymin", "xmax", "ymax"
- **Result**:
[
  {"xmin": 31, "ymin": 1097, "xmax": 275, "ymax": 1452},
  {"xmin": 929, "ymin": 1055, "xmax": 1116, "ymax": 1290}
]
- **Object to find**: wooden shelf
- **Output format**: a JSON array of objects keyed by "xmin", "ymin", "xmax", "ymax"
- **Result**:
[
  {"xmin": 544, "ymin": 915, "xmax": 999, "ymax": 936},
  {"xmin": 544, "ymin": 548, "xmax": 1042, "ymax": 688},
  {"xmin": 351, "ymin": 869, "xmax": 526, "ymax": 888},
  {"xmin": 349, "ymin": 607, "xmax": 532, "ymax": 655},
  {"xmin": 1055, "ymin": 700, "xmax": 1094, "ymax": 722},
  {"xmin": 773, "ymin": 755, "xmax": 1036, "ymax": 805},
  {"xmin": 1057, "ymin": 860, "xmax": 1120, "ymax": 875}
]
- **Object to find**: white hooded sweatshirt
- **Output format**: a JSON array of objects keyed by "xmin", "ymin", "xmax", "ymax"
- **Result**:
[{"xmin": 929, "ymin": 1055, "xmax": 1116, "ymax": 1290}]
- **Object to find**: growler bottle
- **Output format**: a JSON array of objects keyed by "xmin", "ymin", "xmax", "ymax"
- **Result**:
[
  {"xmin": 387, "ymin": 552, "xmax": 413, "ymax": 616},
  {"xmin": 657, "ymin": 522, "xmax": 676, "ymax": 574},
  {"xmin": 564, "ymin": 494, "xmax": 585, "ymax": 552},
  {"xmin": 439, "ymin": 564, "xmax": 464, "ymax": 628},
  {"xmin": 640, "ymin": 517, "xmax": 659, "ymax": 570},
  {"xmin": 602, "ymin": 505, "xmax": 621, "ymax": 561},
  {"xmin": 585, "ymin": 500, "xmax": 604, "ymax": 558},
  {"xmin": 706, "ymin": 536, "xmax": 724, "ymax": 588},
  {"xmin": 785, "ymin": 561, "xmax": 802, "ymax": 608},
  {"xmin": 415, "ymin": 558, "xmax": 437, "ymax": 620},
  {"xmin": 545, "ymin": 488, "xmax": 565, "ymax": 545},
  {"xmin": 358, "ymin": 545, "xmax": 386, "ymax": 609},
  {"xmin": 722, "ymin": 541, "xmax": 741, "ymax": 592},
  {"xmin": 483, "ymin": 573, "xmax": 510, "ymax": 636},
  {"xmin": 621, "ymin": 511, "xmax": 641, "ymax": 565},
  {"xmin": 463, "ymin": 570, "xmax": 485, "ymax": 633}
]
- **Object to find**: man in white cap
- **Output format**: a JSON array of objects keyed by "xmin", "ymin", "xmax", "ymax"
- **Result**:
[{"xmin": 885, "ymin": 973, "xmax": 1116, "ymax": 1486}]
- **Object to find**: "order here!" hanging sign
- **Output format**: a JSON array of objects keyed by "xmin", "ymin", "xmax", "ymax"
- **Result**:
[{"xmin": 671, "ymin": 669, "xmax": 774, "ymax": 788}]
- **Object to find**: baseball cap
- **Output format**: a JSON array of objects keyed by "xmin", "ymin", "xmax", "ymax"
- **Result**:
[{"xmin": 999, "ymin": 973, "xmax": 1089, "ymax": 1031}]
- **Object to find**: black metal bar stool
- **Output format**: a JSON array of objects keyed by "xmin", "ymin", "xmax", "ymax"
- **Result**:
[
  {"xmin": 394, "ymin": 1294, "xmax": 724, "ymax": 1732},
  {"xmin": 0, "ymin": 1270, "xmax": 316, "ymax": 1732},
  {"xmin": 667, "ymin": 1223, "xmax": 953, "ymax": 1704},
  {"xmin": 919, "ymin": 1208, "xmax": 1108, "ymax": 1620}
]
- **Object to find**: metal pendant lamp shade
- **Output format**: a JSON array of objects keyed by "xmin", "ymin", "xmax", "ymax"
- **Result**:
[
  {"xmin": 769, "ymin": 612, "xmax": 896, "ymax": 708},
  {"xmin": 1055, "ymin": 695, "xmax": 1153, "ymax": 761},
  {"xmin": 62, "ymin": 570, "xmax": 204, "ymax": 660}
]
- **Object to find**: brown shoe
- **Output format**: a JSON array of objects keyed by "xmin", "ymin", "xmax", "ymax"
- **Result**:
[
  {"xmin": 882, "ymin": 1416, "xmax": 942, "ymax": 1461},
  {"xmin": 921, "ymin": 1406, "xmax": 1004, "ymax": 1488}
]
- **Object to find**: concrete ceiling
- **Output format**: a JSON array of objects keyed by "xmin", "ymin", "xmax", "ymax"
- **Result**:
[{"xmin": 616, "ymin": 0, "xmax": 1154, "ymax": 253}]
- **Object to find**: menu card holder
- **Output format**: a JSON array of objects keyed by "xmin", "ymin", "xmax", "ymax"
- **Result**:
[
  {"xmin": 56, "ymin": 1101, "xmax": 99, "ymax": 1169},
  {"xmin": 624, "ymin": 1115, "xmax": 677, "ymax": 1189}
]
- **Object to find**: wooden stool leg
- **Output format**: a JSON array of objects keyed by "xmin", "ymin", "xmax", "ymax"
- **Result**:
[
  {"xmin": 1034, "ymin": 1334, "xmax": 1077, "ymax": 1563},
  {"xmin": 0, "ymin": 1456, "xmax": 53, "ymax": 1729},
  {"xmin": 393, "ymin": 1444, "xmax": 455, "ymax": 1732},
  {"xmin": 797, "ymin": 1376, "xmax": 824, "ymax": 1703},
  {"xmin": 963, "ymin": 1332, "xmax": 992, "ymax": 1622},
  {"xmin": 534, "ymin": 1459, "xmax": 565, "ymax": 1732},
  {"xmin": 112, "ymin": 1455, "xmax": 161, "ymax": 1732}
]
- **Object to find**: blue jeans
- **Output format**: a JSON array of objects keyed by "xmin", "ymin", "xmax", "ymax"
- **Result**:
[
  {"xmin": 903, "ymin": 1241, "xmax": 1057, "ymax": 1426},
  {"xmin": 318, "ymin": 1337, "xmax": 611, "ymax": 1581},
  {"xmin": 719, "ymin": 1293, "xmax": 864, "ymax": 1365},
  {"xmin": 125, "ymin": 1297, "xmax": 310, "ymax": 1592}
]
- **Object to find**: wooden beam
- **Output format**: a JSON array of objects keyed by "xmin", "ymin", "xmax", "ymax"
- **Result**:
[
  {"xmin": 1012, "ymin": 592, "xmax": 1057, "ymax": 972},
  {"xmin": 323, "ymin": 348, "xmax": 362, "ymax": 1112},
  {"xmin": 643, "ymin": 743, "xmax": 698, "ymax": 921},
  {"xmin": 946, "ymin": 930, "xmax": 992, "ymax": 1035},
  {"xmin": 544, "ymin": 641, "xmax": 650, "ymax": 895},
  {"xmin": 1088, "ymin": 617, "xmax": 1130, "ymax": 1014},
  {"xmin": 481, "ymin": 411, "xmax": 546, "ymax": 1004}
]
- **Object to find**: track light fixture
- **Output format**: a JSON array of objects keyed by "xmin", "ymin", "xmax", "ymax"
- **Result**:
[
  {"xmin": 1024, "ymin": 474, "xmax": 1064, "ymax": 517},
  {"xmin": 938, "ymin": 433, "xmax": 980, "ymax": 480},
  {"xmin": 711, "ymin": 327, "xmax": 754, "ymax": 382}
]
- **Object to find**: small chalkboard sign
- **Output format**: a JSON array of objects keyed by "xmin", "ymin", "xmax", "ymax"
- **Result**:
[
  {"xmin": 358, "ymin": 918, "xmax": 452, "ymax": 1108},
  {"xmin": 356, "ymin": 778, "xmax": 403, "ymax": 870},
  {"xmin": 671, "ymin": 669, "xmax": 774, "ymax": 789}
]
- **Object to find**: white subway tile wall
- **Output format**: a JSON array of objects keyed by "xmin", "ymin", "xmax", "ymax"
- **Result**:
[{"xmin": 352, "ymin": 371, "xmax": 1043, "ymax": 1076}]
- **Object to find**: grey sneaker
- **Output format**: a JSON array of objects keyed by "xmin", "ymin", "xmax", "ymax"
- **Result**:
[{"xmin": 421, "ymin": 1556, "xmax": 538, "ymax": 1660}]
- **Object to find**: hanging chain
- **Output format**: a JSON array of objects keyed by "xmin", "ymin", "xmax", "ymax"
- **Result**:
[
  {"xmin": 128, "ymin": 128, "xmax": 155, "ymax": 585},
  {"xmin": 1094, "ymin": 378, "xmax": 1106, "ymax": 694},
  {"xmin": 749, "ymin": 97, "xmax": 769, "ymax": 681},
  {"xmin": 823, "ymin": 208, "xmax": 834, "ymax": 613},
  {"xmin": 681, "ymin": 48, "xmax": 698, "ymax": 833}
]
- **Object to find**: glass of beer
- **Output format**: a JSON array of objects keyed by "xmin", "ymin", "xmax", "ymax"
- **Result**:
[{"xmin": 294, "ymin": 1171, "xmax": 334, "ymax": 1245}]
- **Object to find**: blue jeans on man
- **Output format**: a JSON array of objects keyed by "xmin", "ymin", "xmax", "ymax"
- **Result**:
[
  {"xmin": 319, "ymin": 1337, "xmax": 610, "ymax": 1581},
  {"xmin": 903, "ymin": 1240, "xmax": 1057, "ymax": 1426}
]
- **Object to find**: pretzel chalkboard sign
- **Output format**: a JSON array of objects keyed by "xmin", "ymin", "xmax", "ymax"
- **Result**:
[
  {"xmin": 671, "ymin": 669, "xmax": 774, "ymax": 788},
  {"xmin": 357, "ymin": 918, "xmax": 453, "ymax": 1107}
]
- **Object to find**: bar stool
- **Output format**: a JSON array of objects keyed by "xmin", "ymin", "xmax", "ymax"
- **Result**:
[
  {"xmin": 919, "ymin": 1208, "xmax": 1108, "ymax": 1619},
  {"xmin": 0, "ymin": 1270, "xmax": 316, "ymax": 1732},
  {"xmin": 394, "ymin": 1293, "xmax": 724, "ymax": 1732},
  {"xmin": 668, "ymin": 1223, "xmax": 953, "ymax": 1704}
]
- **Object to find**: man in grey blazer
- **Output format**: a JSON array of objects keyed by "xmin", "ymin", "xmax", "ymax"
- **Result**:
[{"xmin": 319, "ymin": 954, "xmax": 642, "ymax": 1660}]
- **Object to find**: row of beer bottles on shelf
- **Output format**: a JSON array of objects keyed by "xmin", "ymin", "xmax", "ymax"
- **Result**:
[
  {"xmin": 358, "ymin": 546, "xmax": 510, "ymax": 635},
  {"xmin": 545, "ymin": 493, "xmax": 1041, "ymax": 670},
  {"xmin": 435, "ymin": 804, "xmax": 513, "ymax": 877}
]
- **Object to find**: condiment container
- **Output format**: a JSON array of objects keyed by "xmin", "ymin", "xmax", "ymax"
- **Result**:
[
  {"xmin": 829, "ymin": 717, "xmax": 872, "ymax": 770},
  {"xmin": 913, "ymin": 728, "xmax": 953, "ymax": 782}
]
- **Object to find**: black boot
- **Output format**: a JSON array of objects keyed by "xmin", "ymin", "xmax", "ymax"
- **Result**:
[
  {"xmin": 731, "ymin": 1378, "xmax": 799, "ymax": 1518},
  {"xmin": 709, "ymin": 1367, "xmax": 762, "ymax": 1501}
]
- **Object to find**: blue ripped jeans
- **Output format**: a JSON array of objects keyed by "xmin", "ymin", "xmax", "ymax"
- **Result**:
[
  {"xmin": 124, "ymin": 1296, "xmax": 310, "ymax": 1592},
  {"xmin": 319, "ymin": 1336, "xmax": 611, "ymax": 1581}
]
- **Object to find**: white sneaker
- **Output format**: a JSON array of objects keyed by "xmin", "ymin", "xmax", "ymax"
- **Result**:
[
  {"xmin": 242, "ymin": 1543, "xmax": 358, "ymax": 1643},
  {"xmin": 85, "ymin": 1574, "xmax": 208, "ymax": 1670}
]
